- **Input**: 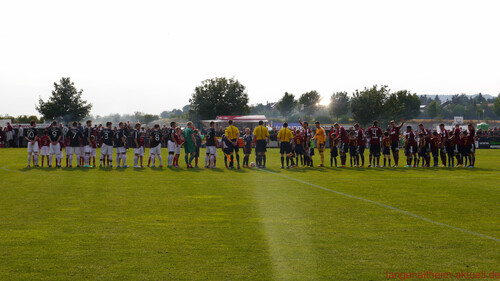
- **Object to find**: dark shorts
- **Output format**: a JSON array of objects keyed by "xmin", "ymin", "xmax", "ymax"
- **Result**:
[
  {"xmin": 223, "ymin": 147, "xmax": 232, "ymax": 155},
  {"xmin": 243, "ymin": 145, "xmax": 252, "ymax": 155},
  {"xmin": 405, "ymin": 145, "xmax": 417, "ymax": 156},
  {"xmin": 295, "ymin": 144, "xmax": 304, "ymax": 155},
  {"xmin": 195, "ymin": 146, "xmax": 200, "ymax": 157},
  {"xmin": 432, "ymin": 149, "xmax": 439, "ymax": 157},
  {"xmin": 370, "ymin": 144, "xmax": 381, "ymax": 156},
  {"xmin": 391, "ymin": 141, "xmax": 399, "ymax": 153},
  {"xmin": 418, "ymin": 147, "xmax": 427, "ymax": 157},
  {"xmin": 383, "ymin": 147, "xmax": 390, "ymax": 155},
  {"xmin": 349, "ymin": 146, "xmax": 358, "ymax": 156},
  {"xmin": 469, "ymin": 143, "xmax": 475, "ymax": 153},
  {"xmin": 339, "ymin": 142, "xmax": 348, "ymax": 154},
  {"xmin": 357, "ymin": 145, "xmax": 365, "ymax": 155},
  {"xmin": 184, "ymin": 142, "xmax": 196, "ymax": 154},
  {"xmin": 310, "ymin": 148, "xmax": 315, "ymax": 156},
  {"xmin": 330, "ymin": 147, "xmax": 338, "ymax": 157},
  {"xmin": 440, "ymin": 147, "xmax": 447, "ymax": 155},
  {"xmin": 318, "ymin": 143, "xmax": 325, "ymax": 152},
  {"xmin": 256, "ymin": 139, "xmax": 267, "ymax": 153},
  {"xmin": 280, "ymin": 142, "xmax": 292, "ymax": 154},
  {"xmin": 461, "ymin": 145, "xmax": 470, "ymax": 156},
  {"xmin": 446, "ymin": 145, "xmax": 455, "ymax": 156},
  {"xmin": 229, "ymin": 139, "xmax": 239, "ymax": 153}
]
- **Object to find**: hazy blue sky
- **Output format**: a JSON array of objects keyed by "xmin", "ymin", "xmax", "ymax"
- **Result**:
[{"xmin": 1, "ymin": 0, "xmax": 499, "ymax": 116}]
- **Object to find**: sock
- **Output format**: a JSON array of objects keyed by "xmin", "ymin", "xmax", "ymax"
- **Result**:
[
  {"xmin": 330, "ymin": 157, "xmax": 333, "ymax": 167},
  {"xmin": 369, "ymin": 155, "xmax": 372, "ymax": 165},
  {"xmin": 236, "ymin": 154, "xmax": 240, "ymax": 165},
  {"xmin": 334, "ymin": 158, "xmax": 337, "ymax": 167},
  {"xmin": 195, "ymin": 157, "xmax": 198, "ymax": 166},
  {"xmin": 383, "ymin": 158, "xmax": 386, "ymax": 166},
  {"xmin": 360, "ymin": 155, "xmax": 364, "ymax": 166},
  {"xmin": 205, "ymin": 154, "xmax": 209, "ymax": 166},
  {"xmin": 157, "ymin": 156, "xmax": 162, "ymax": 166},
  {"xmin": 263, "ymin": 155, "xmax": 266, "ymax": 167},
  {"xmin": 210, "ymin": 155, "xmax": 214, "ymax": 166},
  {"xmin": 100, "ymin": 155, "xmax": 104, "ymax": 165},
  {"xmin": 286, "ymin": 156, "xmax": 289, "ymax": 167},
  {"xmin": 256, "ymin": 155, "xmax": 261, "ymax": 166},
  {"xmin": 28, "ymin": 154, "xmax": 32, "ymax": 166},
  {"xmin": 468, "ymin": 156, "xmax": 471, "ymax": 166},
  {"xmin": 152, "ymin": 156, "xmax": 155, "ymax": 166},
  {"xmin": 281, "ymin": 156, "xmax": 284, "ymax": 166},
  {"xmin": 134, "ymin": 155, "xmax": 138, "ymax": 166},
  {"xmin": 168, "ymin": 154, "xmax": 174, "ymax": 166},
  {"xmin": 230, "ymin": 155, "xmax": 234, "ymax": 166},
  {"xmin": 34, "ymin": 154, "xmax": 38, "ymax": 166},
  {"xmin": 148, "ymin": 157, "xmax": 151, "ymax": 166},
  {"xmin": 69, "ymin": 155, "xmax": 73, "ymax": 166},
  {"xmin": 394, "ymin": 155, "xmax": 398, "ymax": 166},
  {"xmin": 84, "ymin": 155, "xmax": 89, "ymax": 165},
  {"xmin": 472, "ymin": 156, "xmax": 475, "ymax": 166},
  {"xmin": 224, "ymin": 156, "xmax": 228, "ymax": 167},
  {"xmin": 388, "ymin": 159, "xmax": 391, "ymax": 166},
  {"xmin": 116, "ymin": 155, "xmax": 120, "ymax": 166},
  {"xmin": 184, "ymin": 155, "xmax": 189, "ymax": 165},
  {"xmin": 351, "ymin": 158, "xmax": 353, "ymax": 166},
  {"xmin": 291, "ymin": 157, "xmax": 295, "ymax": 166},
  {"xmin": 189, "ymin": 154, "xmax": 195, "ymax": 164},
  {"xmin": 122, "ymin": 154, "xmax": 127, "ymax": 166},
  {"xmin": 320, "ymin": 152, "xmax": 324, "ymax": 165}
]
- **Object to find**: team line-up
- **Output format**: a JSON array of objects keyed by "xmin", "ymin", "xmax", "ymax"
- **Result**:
[{"xmin": 23, "ymin": 118, "xmax": 477, "ymax": 169}]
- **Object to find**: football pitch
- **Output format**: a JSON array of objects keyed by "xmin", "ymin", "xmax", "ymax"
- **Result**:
[{"xmin": 0, "ymin": 148, "xmax": 499, "ymax": 280}]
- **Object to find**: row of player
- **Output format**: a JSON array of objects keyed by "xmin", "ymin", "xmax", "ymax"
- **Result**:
[{"xmin": 23, "ymin": 118, "xmax": 477, "ymax": 169}]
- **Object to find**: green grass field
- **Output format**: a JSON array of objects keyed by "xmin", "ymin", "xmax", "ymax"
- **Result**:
[{"xmin": 0, "ymin": 148, "xmax": 499, "ymax": 280}]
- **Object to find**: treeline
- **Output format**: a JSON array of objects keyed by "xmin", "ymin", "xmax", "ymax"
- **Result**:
[{"xmin": 420, "ymin": 93, "xmax": 499, "ymax": 121}]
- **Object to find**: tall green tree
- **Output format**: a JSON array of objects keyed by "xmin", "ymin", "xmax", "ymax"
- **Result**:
[
  {"xmin": 426, "ymin": 100, "xmax": 439, "ymax": 119},
  {"xmin": 494, "ymin": 94, "xmax": 500, "ymax": 117},
  {"xmin": 189, "ymin": 77, "xmax": 250, "ymax": 120},
  {"xmin": 277, "ymin": 92, "xmax": 297, "ymax": 119},
  {"xmin": 350, "ymin": 85, "xmax": 388, "ymax": 127},
  {"xmin": 298, "ymin": 90, "xmax": 321, "ymax": 116},
  {"xmin": 329, "ymin": 91, "xmax": 349, "ymax": 120},
  {"xmin": 383, "ymin": 90, "xmax": 421, "ymax": 121},
  {"xmin": 36, "ymin": 77, "xmax": 92, "ymax": 122}
]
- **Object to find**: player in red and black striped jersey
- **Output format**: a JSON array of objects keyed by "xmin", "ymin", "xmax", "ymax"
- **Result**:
[
  {"xmin": 438, "ymin": 124, "xmax": 448, "ymax": 167},
  {"xmin": 389, "ymin": 118, "xmax": 404, "ymax": 167},
  {"xmin": 418, "ymin": 124, "xmax": 432, "ymax": 167},
  {"xmin": 299, "ymin": 119, "xmax": 313, "ymax": 167},
  {"xmin": 404, "ymin": 126, "xmax": 417, "ymax": 167},
  {"xmin": 367, "ymin": 121, "xmax": 383, "ymax": 167},
  {"xmin": 449, "ymin": 124, "xmax": 462, "ymax": 166},
  {"xmin": 354, "ymin": 124, "xmax": 366, "ymax": 167},
  {"xmin": 431, "ymin": 131, "xmax": 440, "ymax": 167},
  {"xmin": 333, "ymin": 123, "xmax": 349, "ymax": 167}
]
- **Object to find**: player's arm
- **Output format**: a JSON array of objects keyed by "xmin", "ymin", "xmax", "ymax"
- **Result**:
[
  {"xmin": 399, "ymin": 118, "xmax": 405, "ymax": 129},
  {"xmin": 191, "ymin": 134, "xmax": 197, "ymax": 147},
  {"xmin": 298, "ymin": 118, "xmax": 303, "ymax": 127}
]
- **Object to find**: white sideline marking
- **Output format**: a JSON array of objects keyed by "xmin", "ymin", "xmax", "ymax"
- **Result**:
[{"xmin": 261, "ymin": 169, "xmax": 500, "ymax": 243}]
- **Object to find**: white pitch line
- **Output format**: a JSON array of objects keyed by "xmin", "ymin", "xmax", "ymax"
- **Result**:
[{"xmin": 261, "ymin": 169, "xmax": 500, "ymax": 243}]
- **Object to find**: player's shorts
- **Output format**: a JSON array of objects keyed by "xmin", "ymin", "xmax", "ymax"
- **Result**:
[
  {"xmin": 84, "ymin": 145, "xmax": 91, "ymax": 154},
  {"xmin": 461, "ymin": 145, "xmax": 469, "ymax": 156},
  {"xmin": 167, "ymin": 140, "xmax": 176, "ymax": 153},
  {"xmin": 391, "ymin": 141, "xmax": 399, "ymax": 153},
  {"xmin": 27, "ymin": 141, "xmax": 39, "ymax": 153},
  {"xmin": 339, "ymin": 142, "xmax": 348, "ymax": 153},
  {"xmin": 184, "ymin": 142, "xmax": 196, "ymax": 154},
  {"xmin": 195, "ymin": 146, "xmax": 201, "ymax": 157},
  {"xmin": 206, "ymin": 146, "xmax": 217, "ymax": 155},
  {"xmin": 404, "ymin": 145, "xmax": 415, "ymax": 156},
  {"xmin": 116, "ymin": 146, "xmax": 126, "ymax": 154},
  {"xmin": 295, "ymin": 144, "xmax": 304, "ymax": 155},
  {"xmin": 229, "ymin": 139, "xmax": 239, "ymax": 153},
  {"xmin": 349, "ymin": 146, "xmax": 358, "ymax": 156},
  {"xmin": 432, "ymin": 149, "xmax": 439, "ymax": 157},
  {"xmin": 370, "ymin": 144, "xmax": 381, "ymax": 156},
  {"xmin": 454, "ymin": 144, "xmax": 459, "ymax": 154},
  {"xmin": 317, "ymin": 143, "xmax": 325, "ymax": 152},
  {"xmin": 90, "ymin": 148, "xmax": 97, "ymax": 157},
  {"xmin": 66, "ymin": 146, "xmax": 77, "ymax": 155},
  {"xmin": 330, "ymin": 147, "xmax": 338, "ymax": 157},
  {"xmin": 447, "ymin": 145, "xmax": 455, "ymax": 156},
  {"xmin": 49, "ymin": 142, "xmax": 61, "ymax": 155},
  {"xmin": 243, "ymin": 145, "xmax": 252, "ymax": 155},
  {"xmin": 469, "ymin": 143, "xmax": 475, "ymax": 153},
  {"xmin": 383, "ymin": 147, "xmax": 390, "ymax": 155},
  {"xmin": 280, "ymin": 142, "xmax": 292, "ymax": 154},
  {"xmin": 101, "ymin": 144, "xmax": 113, "ymax": 155},
  {"xmin": 357, "ymin": 145, "xmax": 365, "ymax": 155},
  {"xmin": 223, "ymin": 147, "xmax": 232, "ymax": 155},
  {"xmin": 41, "ymin": 146, "xmax": 49, "ymax": 156},
  {"xmin": 440, "ymin": 147, "xmax": 447, "ymax": 155},
  {"xmin": 150, "ymin": 144, "xmax": 161, "ymax": 155},
  {"xmin": 255, "ymin": 139, "xmax": 267, "ymax": 153},
  {"xmin": 418, "ymin": 147, "xmax": 427, "ymax": 157},
  {"xmin": 175, "ymin": 144, "xmax": 181, "ymax": 154},
  {"xmin": 309, "ymin": 148, "xmax": 315, "ymax": 156},
  {"xmin": 133, "ymin": 147, "xmax": 142, "ymax": 155}
]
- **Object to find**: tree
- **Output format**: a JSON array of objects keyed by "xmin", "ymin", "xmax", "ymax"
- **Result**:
[
  {"xmin": 277, "ymin": 92, "xmax": 297, "ymax": 119},
  {"xmin": 189, "ymin": 77, "xmax": 250, "ymax": 120},
  {"xmin": 350, "ymin": 85, "xmax": 388, "ymax": 127},
  {"xmin": 298, "ymin": 90, "xmax": 321, "ymax": 116},
  {"xmin": 434, "ymin": 95, "xmax": 441, "ymax": 103},
  {"xmin": 329, "ymin": 91, "xmax": 349, "ymax": 120},
  {"xmin": 383, "ymin": 90, "xmax": 421, "ymax": 121},
  {"xmin": 36, "ymin": 77, "xmax": 92, "ymax": 122},
  {"xmin": 426, "ymin": 100, "xmax": 439, "ymax": 119},
  {"xmin": 160, "ymin": 111, "xmax": 170, "ymax": 118},
  {"xmin": 494, "ymin": 94, "xmax": 500, "ymax": 117}
]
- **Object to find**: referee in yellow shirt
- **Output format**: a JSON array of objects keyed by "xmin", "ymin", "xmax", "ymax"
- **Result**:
[
  {"xmin": 313, "ymin": 121, "xmax": 327, "ymax": 167},
  {"xmin": 253, "ymin": 120, "xmax": 269, "ymax": 168},
  {"xmin": 277, "ymin": 122, "xmax": 296, "ymax": 168},
  {"xmin": 225, "ymin": 120, "xmax": 240, "ymax": 169}
]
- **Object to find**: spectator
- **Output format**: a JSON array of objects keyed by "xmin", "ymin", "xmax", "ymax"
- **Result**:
[
  {"xmin": 18, "ymin": 125, "xmax": 24, "ymax": 147},
  {"xmin": 6, "ymin": 122, "xmax": 14, "ymax": 147}
]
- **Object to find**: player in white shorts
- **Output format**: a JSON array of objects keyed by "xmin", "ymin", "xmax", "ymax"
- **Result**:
[
  {"xmin": 25, "ymin": 120, "xmax": 40, "ymax": 167},
  {"xmin": 114, "ymin": 122, "xmax": 128, "ymax": 168},
  {"xmin": 205, "ymin": 121, "xmax": 218, "ymax": 168},
  {"xmin": 66, "ymin": 122, "xmax": 83, "ymax": 167},
  {"xmin": 99, "ymin": 122, "xmax": 114, "ymax": 167},
  {"xmin": 132, "ymin": 122, "xmax": 143, "ymax": 168},
  {"xmin": 47, "ymin": 121, "xmax": 63, "ymax": 167},
  {"xmin": 166, "ymin": 122, "xmax": 177, "ymax": 167},
  {"xmin": 149, "ymin": 124, "xmax": 163, "ymax": 167}
]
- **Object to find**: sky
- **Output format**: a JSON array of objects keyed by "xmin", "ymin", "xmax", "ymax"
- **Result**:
[{"xmin": 1, "ymin": 0, "xmax": 499, "ymax": 117}]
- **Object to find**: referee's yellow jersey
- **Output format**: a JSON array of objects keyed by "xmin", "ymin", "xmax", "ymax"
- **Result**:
[
  {"xmin": 253, "ymin": 125, "xmax": 269, "ymax": 140},
  {"xmin": 225, "ymin": 125, "xmax": 240, "ymax": 140},
  {"xmin": 314, "ymin": 127, "xmax": 326, "ymax": 144},
  {"xmin": 277, "ymin": 128, "xmax": 293, "ymax": 142}
]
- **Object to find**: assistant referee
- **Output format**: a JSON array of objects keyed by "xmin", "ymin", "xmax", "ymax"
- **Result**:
[{"xmin": 253, "ymin": 120, "xmax": 269, "ymax": 168}]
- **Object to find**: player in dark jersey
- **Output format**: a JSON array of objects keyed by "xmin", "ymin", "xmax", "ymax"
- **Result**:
[
  {"xmin": 431, "ymin": 131, "xmax": 440, "ymax": 167},
  {"xmin": 114, "ymin": 122, "xmax": 128, "ymax": 168},
  {"xmin": 438, "ymin": 124, "xmax": 448, "ymax": 167},
  {"xmin": 367, "ymin": 121, "xmax": 383, "ymax": 167},
  {"xmin": 467, "ymin": 123, "xmax": 476, "ymax": 168},
  {"xmin": 449, "ymin": 124, "xmax": 462, "ymax": 167},
  {"xmin": 242, "ymin": 128, "xmax": 253, "ymax": 167},
  {"xmin": 99, "ymin": 122, "xmax": 114, "ymax": 167},
  {"xmin": 328, "ymin": 129, "xmax": 338, "ymax": 167},
  {"xmin": 446, "ymin": 129, "xmax": 455, "ymax": 167},
  {"xmin": 418, "ymin": 124, "xmax": 432, "ymax": 167},
  {"xmin": 298, "ymin": 119, "xmax": 312, "ymax": 167},
  {"xmin": 294, "ymin": 129, "xmax": 305, "ymax": 167},
  {"xmin": 389, "ymin": 118, "xmax": 404, "ymax": 167},
  {"xmin": 48, "ymin": 121, "xmax": 63, "ymax": 167},
  {"xmin": 333, "ymin": 123, "xmax": 349, "ymax": 167},
  {"xmin": 133, "ymin": 122, "xmax": 143, "ymax": 168},
  {"xmin": 25, "ymin": 120, "xmax": 39, "ymax": 167},
  {"xmin": 167, "ymin": 122, "xmax": 177, "ymax": 167},
  {"xmin": 348, "ymin": 131, "xmax": 358, "ymax": 167},
  {"xmin": 404, "ymin": 126, "xmax": 417, "ymax": 167},
  {"xmin": 205, "ymin": 121, "xmax": 218, "ymax": 168},
  {"xmin": 66, "ymin": 122, "xmax": 82, "ymax": 167},
  {"xmin": 353, "ymin": 124, "xmax": 366, "ymax": 167},
  {"xmin": 149, "ymin": 124, "xmax": 163, "ymax": 168}
]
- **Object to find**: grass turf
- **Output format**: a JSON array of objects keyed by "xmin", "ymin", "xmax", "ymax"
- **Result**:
[{"xmin": 0, "ymin": 148, "xmax": 499, "ymax": 280}]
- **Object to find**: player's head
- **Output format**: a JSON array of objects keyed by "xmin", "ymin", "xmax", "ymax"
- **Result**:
[
  {"xmin": 354, "ymin": 123, "xmax": 359, "ymax": 129},
  {"xmin": 259, "ymin": 120, "xmax": 263, "ymax": 125},
  {"xmin": 383, "ymin": 131, "xmax": 389, "ymax": 137},
  {"xmin": 334, "ymin": 122, "xmax": 339, "ymax": 129},
  {"xmin": 315, "ymin": 121, "xmax": 320, "ymax": 128},
  {"xmin": 119, "ymin": 122, "xmax": 125, "ymax": 129},
  {"xmin": 106, "ymin": 122, "xmax": 112, "ymax": 128},
  {"xmin": 228, "ymin": 120, "xmax": 233, "ymax": 125},
  {"xmin": 72, "ymin": 121, "xmax": 78, "ymax": 127},
  {"xmin": 210, "ymin": 121, "xmax": 215, "ymax": 128},
  {"xmin": 432, "ymin": 131, "xmax": 438, "ymax": 136},
  {"xmin": 439, "ymin": 123, "xmax": 445, "ymax": 129},
  {"xmin": 455, "ymin": 124, "xmax": 460, "ymax": 128},
  {"xmin": 406, "ymin": 125, "xmax": 412, "ymax": 132},
  {"xmin": 86, "ymin": 120, "xmax": 92, "ymax": 127},
  {"xmin": 135, "ymin": 122, "xmax": 141, "ymax": 129},
  {"xmin": 30, "ymin": 120, "xmax": 36, "ymax": 127},
  {"xmin": 390, "ymin": 120, "xmax": 395, "ymax": 127},
  {"xmin": 283, "ymin": 122, "xmax": 288, "ymax": 128},
  {"xmin": 51, "ymin": 120, "xmax": 57, "ymax": 126},
  {"xmin": 170, "ymin": 122, "xmax": 176, "ymax": 128},
  {"xmin": 194, "ymin": 129, "xmax": 199, "ymax": 135},
  {"xmin": 154, "ymin": 124, "xmax": 160, "ymax": 129},
  {"xmin": 373, "ymin": 120, "xmax": 379, "ymax": 127},
  {"xmin": 245, "ymin": 128, "xmax": 250, "ymax": 134},
  {"xmin": 468, "ymin": 123, "xmax": 474, "ymax": 130},
  {"xmin": 349, "ymin": 131, "xmax": 354, "ymax": 136},
  {"xmin": 187, "ymin": 121, "xmax": 193, "ymax": 128}
]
